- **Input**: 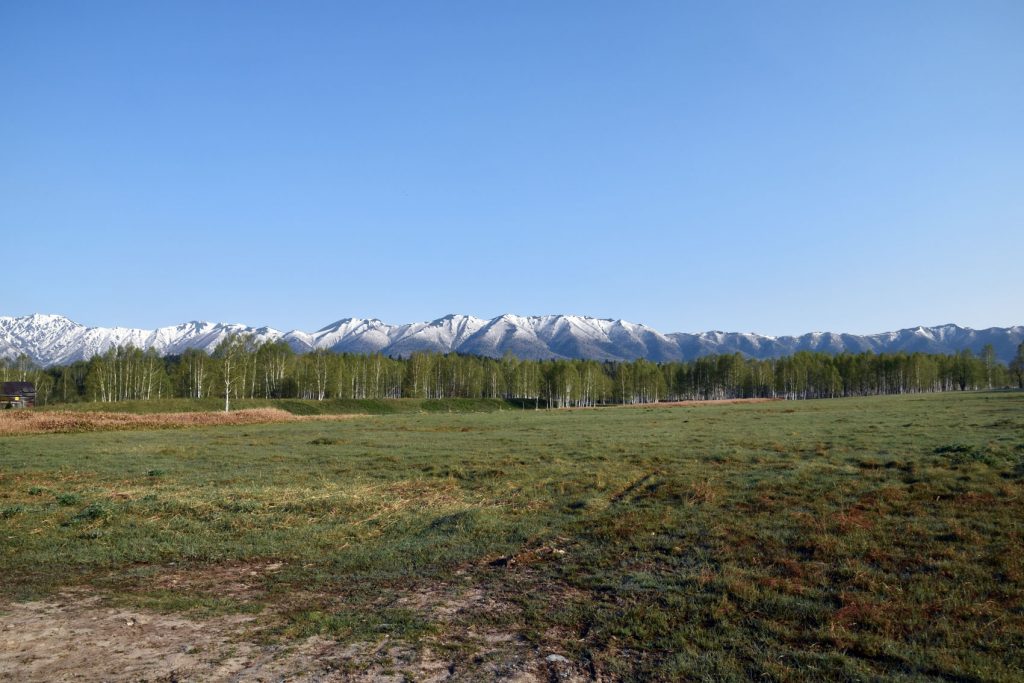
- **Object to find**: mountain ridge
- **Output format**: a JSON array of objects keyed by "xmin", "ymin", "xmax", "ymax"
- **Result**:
[{"xmin": 1, "ymin": 313, "xmax": 1021, "ymax": 367}]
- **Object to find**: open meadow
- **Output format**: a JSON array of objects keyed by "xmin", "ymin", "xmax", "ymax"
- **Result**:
[{"xmin": 1, "ymin": 392, "xmax": 1022, "ymax": 681}]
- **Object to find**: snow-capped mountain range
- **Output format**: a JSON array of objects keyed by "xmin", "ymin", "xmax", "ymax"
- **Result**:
[{"xmin": 1, "ymin": 313, "xmax": 1022, "ymax": 367}]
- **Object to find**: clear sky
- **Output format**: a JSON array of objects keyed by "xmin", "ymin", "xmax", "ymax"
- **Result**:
[{"xmin": 3, "ymin": 1, "xmax": 1021, "ymax": 335}]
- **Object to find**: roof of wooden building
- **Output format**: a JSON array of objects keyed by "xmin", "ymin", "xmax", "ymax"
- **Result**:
[{"xmin": 1, "ymin": 382, "xmax": 36, "ymax": 395}]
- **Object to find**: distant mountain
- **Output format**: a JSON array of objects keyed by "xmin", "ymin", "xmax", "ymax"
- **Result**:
[{"xmin": 1, "ymin": 313, "xmax": 1021, "ymax": 367}]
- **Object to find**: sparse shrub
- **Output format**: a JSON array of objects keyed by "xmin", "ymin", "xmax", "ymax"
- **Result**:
[
  {"xmin": 218, "ymin": 500, "xmax": 259, "ymax": 513},
  {"xmin": 934, "ymin": 443, "xmax": 977, "ymax": 455},
  {"xmin": 1011, "ymin": 461, "xmax": 1024, "ymax": 480},
  {"xmin": 687, "ymin": 479, "xmax": 719, "ymax": 505},
  {"xmin": 934, "ymin": 443, "xmax": 1011, "ymax": 466},
  {"xmin": 425, "ymin": 510, "xmax": 477, "ymax": 535},
  {"xmin": 63, "ymin": 502, "xmax": 107, "ymax": 526}
]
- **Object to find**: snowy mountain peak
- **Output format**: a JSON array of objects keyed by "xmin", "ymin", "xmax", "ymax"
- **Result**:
[{"xmin": 0, "ymin": 314, "xmax": 1021, "ymax": 366}]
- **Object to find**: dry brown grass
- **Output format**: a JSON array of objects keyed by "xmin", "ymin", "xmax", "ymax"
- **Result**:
[{"xmin": 0, "ymin": 409, "xmax": 363, "ymax": 435}]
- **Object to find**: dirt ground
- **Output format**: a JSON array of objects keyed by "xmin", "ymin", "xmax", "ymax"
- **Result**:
[{"xmin": 0, "ymin": 590, "xmax": 592, "ymax": 682}]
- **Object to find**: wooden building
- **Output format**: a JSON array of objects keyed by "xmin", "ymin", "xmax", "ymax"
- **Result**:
[{"xmin": 1, "ymin": 382, "xmax": 36, "ymax": 408}]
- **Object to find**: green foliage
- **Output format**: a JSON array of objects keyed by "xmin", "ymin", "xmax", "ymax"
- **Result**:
[
  {"xmin": 26, "ymin": 341, "xmax": 1017, "ymax": 409},
  {"xmin": 1011, "ymin": 342, "xmax": 1024, "ymax": 388},
  {"xmin": 65, "ymin": 502, "xmax": 107, "ymax": 525},
  {"xmin": 83, "ymin": 346, "xmax": 171, "ymax": 402}
]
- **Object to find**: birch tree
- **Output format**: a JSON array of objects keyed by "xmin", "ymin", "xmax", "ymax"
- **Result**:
[{"xmin": 214, "ymin": 334, "xmax": 247, "ymax": 411}]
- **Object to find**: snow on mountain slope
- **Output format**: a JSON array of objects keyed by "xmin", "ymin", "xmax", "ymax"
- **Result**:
[
  {"xmin": 458, "ymin": 315, "xmax": 555, "ymax": 359},
  {"xmin": 385, "ymin": 314, "xmax": 488, "ymax": 356},
  {"xmin": 1, "ymin": 313, "xmax": 1021, "ymax": 366},
  {"xmin": 0, "ymin": 315, "xmax": 283, "ymax": 366},
  {"xmin": 316, "ymin": 319, "xmax": 394, "ymax": 354}
]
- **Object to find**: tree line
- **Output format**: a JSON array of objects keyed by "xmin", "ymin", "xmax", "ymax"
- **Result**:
[{"xmin": 3, "ymin": 336, "xmax": 1023, "ymax": 408}]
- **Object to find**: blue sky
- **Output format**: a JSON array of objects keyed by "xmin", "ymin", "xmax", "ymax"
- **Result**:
[{"xmin": 3, "ymin": 1, "xmax": 1021, "ymax": 335}]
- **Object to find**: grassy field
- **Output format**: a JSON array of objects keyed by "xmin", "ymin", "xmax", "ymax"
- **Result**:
[
  {"xmin": 2, "ymin": 392, "xmax": 1023, "ymax": 680},
  {"xmin": 36, "ymin": 396, "xmax": 522, "ymax": 415}
]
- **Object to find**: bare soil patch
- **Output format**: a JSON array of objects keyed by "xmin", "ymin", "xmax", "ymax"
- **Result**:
[
  {"xmin": 0, "ymin": 562, "xmax": 596, "ymax": 683},
  {"xmin": 0, "ymin": 591, "xmax": 264, "ymax": 682},
  {"xmin": 0, "ymin": 409, "xmax": 364, "ymax": 436}
]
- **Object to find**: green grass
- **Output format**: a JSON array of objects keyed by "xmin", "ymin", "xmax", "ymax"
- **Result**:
[
  {"xmin": 3, "ymin": 391, "xmax": 1023, "ymax": 680},
  {"xmin": 38, "ymin": 396, "xmax": 521, "ymax": 415}
]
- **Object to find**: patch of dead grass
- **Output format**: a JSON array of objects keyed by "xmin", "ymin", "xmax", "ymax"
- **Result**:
[{"xmin": 0, "ymin": 409, "xmax": 365, "ymax": 435}]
